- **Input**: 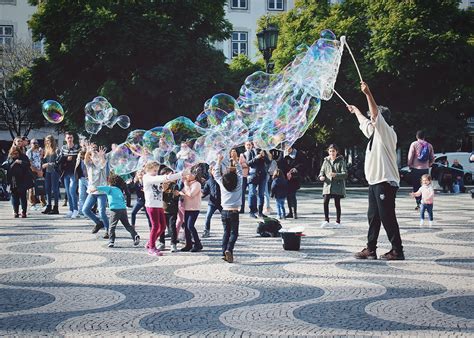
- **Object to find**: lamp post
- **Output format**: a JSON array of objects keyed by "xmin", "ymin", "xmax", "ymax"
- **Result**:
[{"xmin": 257, "ymin": 24, "xmax": 279, "ymax": 73}]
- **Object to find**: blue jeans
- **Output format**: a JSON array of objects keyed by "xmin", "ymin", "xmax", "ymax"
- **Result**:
[
  {"xmin": 82, "ymin": 193, "xmax": 109, "ymax": 230},
  {"xmin": 78, "ymin": 177, "xmax": 88, "ymax": 213},
  {"xmin": 131, "ymin": 199, "xmax": 151, "ymax": 227},
  {"xmin": 276, "ymin": 198, "xmax": 286, "ymax": 218},
  {"xmin": 420, "ymin": 203, "xmax": 433, "ymax": 221},
  {"xmin": 44, "ymin": 171, "xmax": 60, "ymax": 206},
  {"xmin": 63, "ymin": 174, "xmax": 78, "ymax": 212},
  {"xmin": 221, "ymin": 210, "xmax": 239, "ymax": 254},
  {"xmin": 204, "ymin": 204, "xmax": 221, "ymax": 232},
  {"xmin": 248, "ymin": 176, "xmax": 266, "ymax": 214}
]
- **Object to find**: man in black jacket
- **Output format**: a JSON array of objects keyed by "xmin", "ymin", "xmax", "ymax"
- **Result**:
[{"xmin": 245, "ymin": 142, "xmax": 270, "ymax": 218}]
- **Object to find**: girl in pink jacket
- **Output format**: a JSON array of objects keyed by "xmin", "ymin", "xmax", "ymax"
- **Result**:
[{"xmin": 410, "ymin": 174, "xmax": 434, "ymax": 227}]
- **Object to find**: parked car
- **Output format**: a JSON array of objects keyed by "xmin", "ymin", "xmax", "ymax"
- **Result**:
[{"xmin": 400, "ymin": 152, "xmax": 473, "ymax": 185}]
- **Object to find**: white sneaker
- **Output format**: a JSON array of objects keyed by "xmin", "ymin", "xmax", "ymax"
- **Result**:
[
  {"xmin": 158, "ymin": 242, "xmax": 165, "ymax": 251},
  {"xmin": 71, "ymin": 210, "xmax": 79, "ymax": 219},
  {"xmin": 428, "ymin": 221, "xmax": 433, "ymax": 227},
  {"xmin": 419, "ymin": 219, "xmax": 424, "ymax": 227},
  {"xmin": 334, "ymin": 222, "xmax": 343, "ymax": 228},
  {"xmin": 63, "ymin": 211, "xmax": 73, "ymax": 218},
  {"xmin": 171, "ymin": 244, "xmax": 178, "ymax": 253},
  {"xmin": 320, "ymin": 221, "xmax": 331, "ymax": 228}
]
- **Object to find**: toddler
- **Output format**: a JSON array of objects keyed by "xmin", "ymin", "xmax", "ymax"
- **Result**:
[{"xmin": 410, "ymin": 174, "xmax": 434, "ymax": 227}]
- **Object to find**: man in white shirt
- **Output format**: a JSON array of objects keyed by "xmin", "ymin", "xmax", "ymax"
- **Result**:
[{"xmin": 347, "ymin": 82, "xmax": 404, "ymax": 261}]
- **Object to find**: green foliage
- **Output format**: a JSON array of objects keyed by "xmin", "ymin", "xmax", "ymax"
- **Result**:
[
  {"xmin": 261, "ymin": 0, "xmax": 474, "ymax": 155},
  {"xmin": 225, "ymin": 54, "xmax": 263, "ymax": 97},
  {"xmin": 22, "ymin": 0, "xmax": 232, "ymax": 143}
]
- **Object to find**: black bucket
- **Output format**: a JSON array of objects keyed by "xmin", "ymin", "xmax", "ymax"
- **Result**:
[{"xmin": 281, "ymin": 232, "xmax": 303, "ymax": 251}]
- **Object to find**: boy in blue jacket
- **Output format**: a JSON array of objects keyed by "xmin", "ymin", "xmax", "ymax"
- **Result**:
[
  {"xmin": 94, "ymin": 174, "xmax": 140, "ymax": 248},
  {"xmin": 201, "ymin": 164, "xmax": 223, "ymax": 238}
]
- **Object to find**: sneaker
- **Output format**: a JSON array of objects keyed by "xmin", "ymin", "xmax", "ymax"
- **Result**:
[
  {"xmin": 92, "ymin": 222, "xmax": 104, "ymax": 234},
  {"xmin": 63, "ymin": 211, "xmax": 73, "ymax": 218},
  {"xmin": 249, "ymin": 212, "xmax": 258, "ymax": 219},
  {"xmin": 148, "ymin": 248, "xmax": 163, "ymax": 256},
  {"xmin": 158, "ymin": 242, "xmax": 165, "ymax": 251},
  {"xmin": 108, "ymin": 241, "xmax": 114, "ymax": 248},
  {"xmin": 190, "ymin": 244, "xmax": 203, "ymax": 252},
  {"xmin": 428, "ymin": 221, "xmax": 433, "ymax": 227},
  {"xmin": 224, "ymin": 250, "xmax": 234, "ymax": 263},
  {"xmin": 14, "ymin": 213, "xmax": 19, "ymax": 218},
  {"xmin": 258, "ymin": 213, "xmax": 267, "ymax": 218},
  {"xmin": 334, "ymin": 222, "xmax": 343, "ymax": 228},
  {"xmin": 180, "ymin": 245, "xmax": 192, "ymax": 252},
  {"xmin": 379, "ymin": 249, "xmax": 405, "ymax": 261},
  {"xmin": 134, "ymin": 235, "xmax": 140, "ymax": 246},
  {"xmin": 171, "ymin": 244, "xmax": 178, "ymax": 252},
  {"xmin": 103, "ymin": 233, "xmax": 109, "ymax": 239},
  {"xmin": 202, "ymin": 230, "xmax": 210, "ymax": 238},
  {"xmin": 320, "ymin": 221, "xmax": 331, "ymax": 228},
  {"xmin": 419, "ymin": 219, "xmax": 424, "ymax": 227},
  {"xmin": 21, "ymin": 212, "xmax": 27, "ymax": 218},
  {"xmin": 71, "ymin": 210, "xmax": 79, "ymax": 219},
  {"xmin": 354, "ymin": 248, "xmax": 377, "ymax": 260}
]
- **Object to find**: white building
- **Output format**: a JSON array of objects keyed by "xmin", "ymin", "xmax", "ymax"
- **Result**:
[{"xmin": 0, "ymin": 0, "xmax": 39, "ymax": 49}]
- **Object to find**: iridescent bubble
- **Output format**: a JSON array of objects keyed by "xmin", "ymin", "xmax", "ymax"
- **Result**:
[
  {"xmin": 195, "ymin": 108, "xmax": 228, "ymax": 129},
  {"xmin": 116, "ymin": 115, "xmax": 130, "ymax": 129},
  {"xmin": 320, "ymin": 29, "xmax": 336, "ymax": 40},
  {"xmin": 108, "ymin": 142, "xmax": 141, "ymax": 175},
  {"xmin": 42, "ymin": 100, "xmax": 64, "ymax": 124},
  {"xmin": 85, "ymin": 114, "xmax": 102, "ymax": 134},
  {"xmin": 208, "ymin": 93, "xmax": 237, "ymax": 114},
  {"xmin": 164, "ymin": 116, "xmax": 206, "ymax": 145},
  {"xmin": 104, "ymin": 115, "xmax": 118, "ymax": 128},
  {"xmin": 142, "ymin": 126, "xmax": 175, "ymax": 158}
]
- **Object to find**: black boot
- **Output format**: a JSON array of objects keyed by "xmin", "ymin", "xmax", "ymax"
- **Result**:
[
  {"xmin": 286, "ymin": 206, "xmax": 293, "ymax": 219},
  {"xmin": 49, "ymin": 205, "xmax": 59, "ymax": 214},
  {"xmin": 42, "ymin": 205, "xmax": 52, "ymax": 214}
]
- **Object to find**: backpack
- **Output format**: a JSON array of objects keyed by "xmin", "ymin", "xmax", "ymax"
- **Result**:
[
  {"xmin": 417, "ymin": 142, "xmax": 430, "ymax": 162},
  {"xmin": 257, "ymin": 217, "xmax": 282, "ymax": 237}
]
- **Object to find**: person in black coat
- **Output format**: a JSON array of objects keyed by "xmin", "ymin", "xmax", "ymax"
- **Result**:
[
  {"xmin": 6, "ymin": 146, "xmax": 33, "ymax": 218},
  {"xmin": 277, "ymin": 146, "xmax": 304, "ymax": 219},
  {"xmin": 201, "ymin": 164, "xmax": 223, "ymax": 237}
]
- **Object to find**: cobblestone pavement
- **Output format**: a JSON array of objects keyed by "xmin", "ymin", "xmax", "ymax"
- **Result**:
[{"xmin": 0, "ymin": 187, "xmax": 473, "ymax": 337}]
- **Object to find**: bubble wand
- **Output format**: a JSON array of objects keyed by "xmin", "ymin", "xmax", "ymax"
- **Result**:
[
  {"xmin": 341, "ymin": 36, "xmax": 363, "ymax": 82},
  {"xmin": 333, "ymin": 89, "xmax": 349, "ymax": 106}
]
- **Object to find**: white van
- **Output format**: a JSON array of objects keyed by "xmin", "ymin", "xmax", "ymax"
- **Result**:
[{"xmin": 399, "ymin": 152, "xmax": 473, "ymax": 185}]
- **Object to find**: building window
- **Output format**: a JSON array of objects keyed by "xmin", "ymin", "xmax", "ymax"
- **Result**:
[
  {"xmin": 470, "ymin": 0, "xmax": 474, "ymax": 7},
  {"xmin": 0, "ymin": 0, "xmax": 17, "ymax": 4},
  {"xmin": 231, "ymin": 31, "xmax": 248, "ymax": 57},
  {"xmin": 0, "ymin": 25, "xmax": 14, "ymax": 49},
  {"xmin": 230, "ymin": 0, "xmax": 247, "ymax": 10},
  {"xmin": 268, "ymin": 0, "xmax": 284, "ymax": 11}
]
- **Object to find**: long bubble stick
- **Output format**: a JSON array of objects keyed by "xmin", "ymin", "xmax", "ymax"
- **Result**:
[
  {"xmin": 333, "ymin": 89, "xmax": 349, "ymax": 106},
  {"xmin": 341, "ymin": 37, "xmax": 363, "ymax": 82}
]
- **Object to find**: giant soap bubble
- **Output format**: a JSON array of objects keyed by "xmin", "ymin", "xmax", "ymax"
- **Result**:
[
  {"xmin": 108, "ymin": 30, "xmax": 345, "ymax": 174},
  {"xmin": 84, "ymin": 96, "xmax": 131, "ymax": 134},
  {"xmin": 42, "ymin": 100, "xmax": 64, "ymax": 124}
]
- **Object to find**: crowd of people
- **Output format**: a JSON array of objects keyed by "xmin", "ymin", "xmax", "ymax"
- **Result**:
[{"xmin": 1, "ymin": 82, "xmax": 472, "ymax": 262}]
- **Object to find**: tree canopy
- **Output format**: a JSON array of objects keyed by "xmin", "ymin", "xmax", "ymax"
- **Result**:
[
  {"xmin": 263, "ymin": 0, "xmax": 474, "ymax": 154},
  {"xmin": 24, "ymin": 0, "xmax": 232, "ymax": 141}
]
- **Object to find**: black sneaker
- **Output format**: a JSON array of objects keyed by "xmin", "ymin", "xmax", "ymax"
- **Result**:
[
  {"xmin": 92, "ymin": 222, "xmax": 104, "ymax": 234},
  {"xmin": 190, "ymin": 244, "xmax": 203, "ymax": 252},
  {"xmin": 224, "ymin": 250, "xmax": 233, "ymax": 263},
  {"xmin": 108, "ymin": 241, "xmax": 114, "ymax": 248},
  {"xmin": 180, "ymin": 246, "xmax": 192, "ymax": 252},
  {"xmin": 103, "ymin": 233, "xmax": 109, "ymax": 239},
  {"xmin": 258, "ymin": 213, "xmax": 267, "ymax": 218},
  {"xmin": 354, "ymin": 248, "xmax": 377, "ymax": 260},
  {"xmin": 133, "ymin": 235, "xmax": 140, "ymax": 246},
  {"xmin": 380, "ymin": 249, "xmax": 405, "ymax": 261}
]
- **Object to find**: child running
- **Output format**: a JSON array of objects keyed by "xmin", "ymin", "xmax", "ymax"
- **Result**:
[
  {"xmin": 410, "ymin": 174, "xmax": 435, "ymax": 227},
  {"xmin": 214, "ymin": 152, "xmax": 242, "ymax": 263},
  {"xmin": 143, "ymin": 161, "xmax": 182, "ymax": 256},
  {"xmin": 94, "ymin": 174, "xmax": 140, "ymax": 248},
  {"xmin": 270, "ymin": 168, "xmax": 288, "ymax": 220}
]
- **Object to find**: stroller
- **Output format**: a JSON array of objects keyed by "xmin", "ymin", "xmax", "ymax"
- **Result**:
[{"xmin": 0, "ymin": 168, "xmax": 10, "ymax": 201}]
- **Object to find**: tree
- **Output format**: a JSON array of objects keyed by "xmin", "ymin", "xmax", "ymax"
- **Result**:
[
  {"xmin": 0, "ymin": 39, "xmax": 42, "ymax": 138},
  {"xmin": 258, "ymin": 0, "xmax": 474, "ymax": 155},
  {"xmin": 24, "ymin": 0, "xmax": 232, "ymax": 142}
]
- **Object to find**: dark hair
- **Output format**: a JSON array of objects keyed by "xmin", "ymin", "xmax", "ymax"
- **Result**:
[
  {"xmin": 108, "ymin": 173, "xmax": 122, "ymax": 188},
  {"xmin": 272, "ymin": 168, "xmax": 284, "ymax": 180},
  {"xmin": 160, "ymin": 167, "xmax": 173, "ymax": 175},
  {"xmin": 222, "ymin": 171, "xmax": 238, "ymax": 192},
  {"xmin": 327, "ymin": 143, "xmax": 339, "ymax": 153},
  {"xmin": 416, "ymin": 130, "xmax": 425, "ymax": 140}
]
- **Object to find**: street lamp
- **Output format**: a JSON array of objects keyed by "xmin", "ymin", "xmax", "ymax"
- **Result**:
[{"xmin": 257, "ymin": 24, "xmax": 279, "ymax": 73}]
